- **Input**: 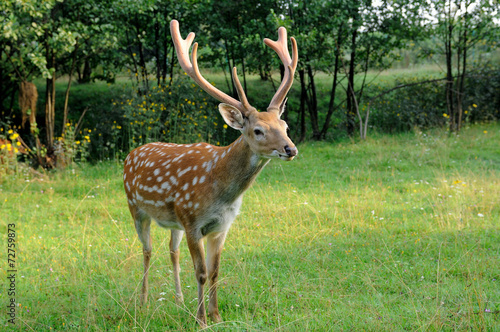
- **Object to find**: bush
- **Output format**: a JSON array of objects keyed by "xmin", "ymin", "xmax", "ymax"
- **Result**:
[
  {"xmin": 366, "ymin": 69, "xmax": 500, "ymax": 134},
  {"xmin": 89, "ymin": 74, "xmax": 236, "ymax": 161}
]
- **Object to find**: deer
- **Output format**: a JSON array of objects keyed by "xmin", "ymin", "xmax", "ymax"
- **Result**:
[{"xmin": 123, "ymin": 19, "xmax": 298, "ymax": 328}]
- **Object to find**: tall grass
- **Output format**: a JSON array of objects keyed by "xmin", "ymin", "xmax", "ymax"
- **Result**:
[{"xmin": 1, "ymin": 123, "xmax": 499, "ymax": 330}]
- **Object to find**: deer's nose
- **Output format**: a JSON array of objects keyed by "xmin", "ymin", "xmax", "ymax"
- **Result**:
[{"xmin": 284, "ymin": 145, "xmax": 298, "ymax": 157}]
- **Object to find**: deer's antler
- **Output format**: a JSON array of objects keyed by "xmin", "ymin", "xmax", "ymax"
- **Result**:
[
  {"xmin": 264, "ymin": 28, "xmax": 298, "ymax": 113},
  {"xmin": 170, "ymin": 20, "xmax": 251, "ymax": 114}
]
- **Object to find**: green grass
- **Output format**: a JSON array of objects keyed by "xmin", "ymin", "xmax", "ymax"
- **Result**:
[{"xmin": 1, "ymin": 123, "xmax": 499, "ymax": 330}]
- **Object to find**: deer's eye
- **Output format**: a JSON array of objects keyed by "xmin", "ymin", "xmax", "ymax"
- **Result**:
[{"xmin": 254, "ymin": 129, "xmax": 263, "ymax": 136}]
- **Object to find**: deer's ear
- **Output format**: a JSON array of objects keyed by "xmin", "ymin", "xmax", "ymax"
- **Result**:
[{"xmin": 219, "ymin": 103, "xmax": 245, "ymax": 130}]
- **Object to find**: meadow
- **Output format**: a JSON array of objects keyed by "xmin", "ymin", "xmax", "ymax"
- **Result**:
[{"xmin": 1, "ymin": 122, "xmax": 499, "ymax": 331}]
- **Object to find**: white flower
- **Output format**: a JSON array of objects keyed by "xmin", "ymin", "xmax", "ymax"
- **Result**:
[{"xmin": 478, "ymin": 213, "xmax": 484, "ymax": 217}]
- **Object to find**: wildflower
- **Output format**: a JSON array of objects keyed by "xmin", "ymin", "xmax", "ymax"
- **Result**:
[
  {"xmin": 478, "ymin": 213, "xmax": 484, "ymax": 217},
  {"xmin": 472, "ymin": 104, "xmax": 477, "ymax": 108},
  {"xmin": 223, "ymin": 124, "xmax": 228, "ymax": 129},
  {"xmin": 484, "ymin": 131, "xmax": 488, "ymax": 134}
]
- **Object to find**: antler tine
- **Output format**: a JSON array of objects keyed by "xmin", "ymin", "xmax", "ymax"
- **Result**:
[
  {"xmin": 231, "ymin": 67, "xmax": 250, "ymax": 109},
  {"xmin": 170, "ymin": 20, "xmax": 249, "ymax": 112},
  {"xmin": 264, "ymin": 28, "xmax": 298, "ymax": 112}
]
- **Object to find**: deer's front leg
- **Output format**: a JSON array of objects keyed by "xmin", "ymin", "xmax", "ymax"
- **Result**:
[
  {"xmin": 186, "ymin": 234, "xmax": 208, "ymax": 328},
  {"xmin": 206, "ymin": 231, "xmax": 227, "ymax": 323}
]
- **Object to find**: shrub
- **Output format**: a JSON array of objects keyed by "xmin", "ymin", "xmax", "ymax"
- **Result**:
[
  {"xmin": 366, "ymin": 69, "xmax": 500, "ymax": 134},
  {"xmin": 91, "ymin": 74, "xmax": 236, "ymax": 161}
]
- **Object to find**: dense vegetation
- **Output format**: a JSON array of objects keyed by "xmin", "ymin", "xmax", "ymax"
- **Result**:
[{"xmin": 1, "ymin": 0, "xmax": 499, "ymax": 168}]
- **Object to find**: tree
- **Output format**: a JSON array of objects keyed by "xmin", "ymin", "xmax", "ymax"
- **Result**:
[{"xmin": 420, "ymin": 0, "xmax": 499, "ymax": 132}]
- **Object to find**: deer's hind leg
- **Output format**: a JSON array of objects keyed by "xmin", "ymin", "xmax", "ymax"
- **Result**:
[
  {"xmin": 133, "ymin": 208, "xmax": 152, "ymax": 305},
  {"xmin": 170, "ymin": 229, "xmax": 184, "ymax": 304}
]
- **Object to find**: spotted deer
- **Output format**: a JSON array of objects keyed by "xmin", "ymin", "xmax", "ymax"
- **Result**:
[{"xmin": 123, "ymin": 20, "xmax": 298, "ymax": 327}]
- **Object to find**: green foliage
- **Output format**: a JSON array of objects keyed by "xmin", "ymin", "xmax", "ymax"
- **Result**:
[
  {"xmin": 1, "ymin": 124, "xmax": 499, "ymax": 330},
  {"xmin": 362, "ymin": 68, "xmax": 500, "ymax": 134},
  {"xmin": 91, "ymin": 74, "xmax": 234, "ymax": 160}
]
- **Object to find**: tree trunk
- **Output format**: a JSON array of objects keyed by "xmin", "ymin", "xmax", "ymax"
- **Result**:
[
  {"xmin": 298, "ymin": 68, "xmax": 307, "ymax": 143},
  {"xmin": 241, "ymin": 58, "xmax": 247, "ymax": 97},
  {"xmin": 154, "ymin": 9, "xmax": 160, "ymax": 86},
  {"xmin": 169, "ymin": 44, "xmax": 175, "ymax": 85},
  {"xmin": 457, "ymin": 23, "xmax": 468, "ymax": 131},
  {"xmin": 307, "ymin": 64, "xmax": 320, "ymax": 140},
  {"xmin": 81, "ymin": 58, "xmax": 92, "ymax": 83},
  {"xmin": 163, "ymin": 20, "xmax": 169, "ymax": 84},
  {"xmin": 62, "ymin": 41, "xmax": 79, "ymax": 135},
  {"xmin": 19, "ymin": 81, "xmax": 38, "ymax": 132},
  {"xmin": 445, "ymin": 11, "xmax": 455, "ymax": 132},
  {"xmin": 346, "ymin": 27, "xmax": 357, "ymax": 137},
  {"xmin": 320, "ymin": 26, "xmax": 343, "ymax": 139},
  {"xmin": 44, "ymin": 26, "xmax": 56, "ymax": 152}
]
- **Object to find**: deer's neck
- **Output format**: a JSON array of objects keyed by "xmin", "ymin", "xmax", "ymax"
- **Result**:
[{"xmin": 211, "ymin": 135, "xmax": 269, "ymax": 203}]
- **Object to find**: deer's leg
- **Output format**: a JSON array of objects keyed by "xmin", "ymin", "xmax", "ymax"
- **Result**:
[
  {"xmin": 185, "ymin": 234, "xmax": 208, "ymax": 328},
  {"xmin": 169, "ymin": 229, "xmax": 184, "ymax": 304},
  {"xmin": 206, "ymin": 231, "xmax": 227, "ymax": 323},
  {"xmin": 134, "ymin": 210, "xmax": 152, "ymax": 305}
]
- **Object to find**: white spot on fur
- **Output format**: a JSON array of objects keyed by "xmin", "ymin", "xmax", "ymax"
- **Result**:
[
  {"xmin": 172, "ymin": 153, "xmax": 186, "ymax": 162},
  {"xmin": 154, "ymin": 169, "xmax": 160, "ymax": 176},
  {"xmin": 178, "ymin": 166, "xmax": 192, "ymax": 177},
  {"xmin": 199, "ymin": 176, "xmax": 206, "ymax": 184}
]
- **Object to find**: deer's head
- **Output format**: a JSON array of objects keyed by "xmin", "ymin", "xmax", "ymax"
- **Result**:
[{"xmin": 171, "ymin": 21, "xmax": 298, "ymax": 161}]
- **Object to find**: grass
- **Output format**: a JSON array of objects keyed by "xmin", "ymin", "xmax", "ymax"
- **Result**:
[{"xmin": 1, "ymin": 123, "xmax": 499, "ymax": 330}]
